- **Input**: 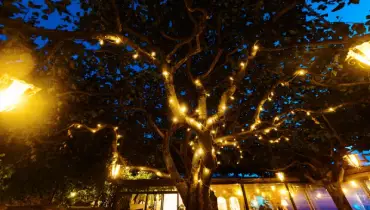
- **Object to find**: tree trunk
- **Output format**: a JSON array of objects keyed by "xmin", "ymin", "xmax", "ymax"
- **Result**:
[
  {"xmin": 186, "ymin": 183, "xmax": 218, "ymax": 210},
  {"xmin": 326, "ymin": 183, "xmax": 352, "ymax": 210}
]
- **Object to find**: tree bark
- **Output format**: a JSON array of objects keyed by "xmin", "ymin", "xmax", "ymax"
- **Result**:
[{"xmin": 326, "ymin": 183, "xmax": 352, "ymax": 210}]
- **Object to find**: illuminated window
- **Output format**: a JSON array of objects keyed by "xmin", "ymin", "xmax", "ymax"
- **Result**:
[
  {"xmin": 244, "ymin": 183, "xmax": 294, "ymax": 210},
  {"xmin": 163, "ymin": 194, "xmax": 178, "ymax": 210},
  {"xmin": 306, "ymin": 185, "xmax": 337, "ymax": 210},
  {"xmin": 343, "ymin": 180, "xmax": 370, "ymax": 209},
  {"xmin": 229, "ymin": 196, "xmax": 241, "ymax": 210},
  {"xmin": 146, "ymin": 194, "xmax": 163, "ymax": 210},
  {"xmin": 217, "ymin": 197, "xmax": 228, "ymax": 210},
  {"xmin": 212, "ymin": 184, "xmax": 245, "ymax": 210},
  {"xmin": 287, "ymin": 184, "xmax": 311, "ymax": 210},
  {"xmin": 130, "ymin": 194, "xmax": 146, "ymax": 209}
]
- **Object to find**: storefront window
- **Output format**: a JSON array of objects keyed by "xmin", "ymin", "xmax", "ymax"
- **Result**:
[
  {"xmin": 342, "ymin": 180, "xmax": 370, "ymax": 210},
  {"xmin": 306, "ymin": 185, "xmax": 337, "ymax": 210},
  {"xmin": 212, "ymin": 184, "xmax": 245, "ymax": 210},
  {"xmin": 287, "ymin": 184, "xmax": 311, "ymax": 210},
  {"xmin": 163, "ymin": 193, "xmax": 178, "ymax": 210},
  {"xmin": 146, "ymin": 194, "xmax": 163, "ymax": 210},
  {"xmin": 244, "ymin": 183, "xmax": 294, "ymax": 210},
  {"xmin": 130, "ymin": 194, "xmax": 147, "ymax": 210}
]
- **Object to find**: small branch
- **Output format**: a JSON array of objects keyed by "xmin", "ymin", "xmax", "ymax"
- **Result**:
[
  {"xmin": 111, "ymin": 0, "xmax": 122, "ymax": 32},
  {"xmin": 200, "ymin": 49, "xmax": 223, "ymax": 79},
  {"xmin": 310, "ymin": 80, "xmax": 370, "ymax": 88},
  {"xmin": 266, "ymin": 160, "xmax": 299, "ymax": 171},
  {"xmin": 322, "ymin": 115, "xmax": 344, "ymax": 146},
  {"xmin": 272, "ymin": 1, "xmax": 297, "ymax": 23},
  {"xmin": 173, "ymin": 34, "xmax": 202, "ymax": 71}
]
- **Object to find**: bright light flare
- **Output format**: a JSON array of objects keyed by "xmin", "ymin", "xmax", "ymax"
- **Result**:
[
  {"xmin": 276, "ymin": 172, "xmax": 285, "ymax": 182},
  {"xmin": 111, "ymin": 164, "xmax": 121, "ymax": 178},
  {"xmin": 347, "ymin": 41, "xmax": 370, "ymax": 66},
  {"xmin": 344, "ymin": 154, "xmax": 361, "ymax": 168},
  {"xmin": 0, "ymin": 76, "xmax": 41, "ymax": 112}
]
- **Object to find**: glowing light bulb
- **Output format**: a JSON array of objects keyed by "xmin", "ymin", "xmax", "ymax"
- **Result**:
[
  {"xmin": 240, "ymin": 62, "xmax": 245, "ymax": 67},
  {"xmin": 229, "ymin": 77, "xmax": 234, "ymax": 81},
  {"xmin": 279, "ymin": 189, "xmax": 288, "ymax": 195},
  {"xmin": 295, "ymin": 69, "xmax": 307, "ymax": 76},
  {"xmin": 99, "ymin": 39, "xmax": 104, "ymax": 45},
  {"xmin": 162, "ymin": 70, "xmax": 169, "ymax": 77},
  {"xmin": 169, "ymin": 98, "xmax": 174, "ymax": 104},
  {"xmin": 222, "ymin": 105, "xmax": 227, "ymax": 111},
  {"xmin": 259, "ymin": 107, "xmax": 264, "ymax": 111},
  {"xmin": 276, "ymin": 172, "xmax": 285, "ymax": 182},
  {"xmin": 241, "ymin": 128, "xmax": 245, "ymax": 132},
  {"xmin": 117, "ymin": 134, "xmax": 122, "ymax": 138},
  {"xmin": 285, "ymin": 137, "xmax": 289, "ymax": 141},
  {"xmin": 217, "ymin": 161, "xmax": 221, "ymax": 165},
  {"xmin": 264, "ymin": 128, "xmax": 271, "ymax": 134},
  {"xmin": 197, "ymin": 148, "xmax": 204, "ymax": 156},
  {"xmin": 151, "ymin": 51, "xmax": 156, "ymax": 57},
  {"xmin": 271, "ymin": 185, "xmax": 276, "ymax": 191},
  {"xmin": 187, "ymin": 128, "xmax": 191, "ymax": 132},
  {"xmin": 114, "ymin": 127, "xmax": 118, "ymax": 131},
  {"xmin": 274, "ymin": 117, "xmax": 279, "ymax": 121},
  {"xmin": 189, "ymin": 141, "xmax": 194, "ymax": 146},
  {"xmin": 204, "ymin": 168, "xmax": 210, "ymax": 174},
  {"xmin": 316, "ymin": 192, "xmax": 322, "ymax": 198},
  {"xmin": 253, "ymin": 45, "xmax": 259, "ymax": 51},
  {"xmin": 156, "ymin": 172, "xmax": 162, "ymax": 176},
  {"xmin": 194, "ymin": 79, "xmax": 202, "ymax": 86},
  {"xmin": 230, "ymin": 96, "xmax": 235, "ymax": 100},
  {"xmin": 306, "ymin": 111, "xmax": 311, "ymax": 116},
  {"xmin": 70, "ymin": 192, "xmax": 77, "ymax": 198},
  {"xmin": 281, "ymin": 199, "xmax": 288, "ymax": 207},
  {"xmin": 115, "ymin": 37, "xmax": 121, "ymax": 44},
  {"xmin": 76, "ymin": 124, "xmax": 82, "ymax": 128},
  {"xmin": 91, "ymin": 129, "xmax": 96, "ymax": 133},
  {"xmin": 342, "ymin": 187, "xmax": 348, "ymax": 193},
  {"xmin": 328, "ymin": 107, "xmax": 335, "ymax": 112},
  {"xmin": 173, "ymin": 117, "xmax": 178, "ymax": 123},
  {"xmin": 133, "ymin": 53, "xmax": 139, "ymax": 59},
  {"xmin": 350, "ymin": 180, "xmax": 358, "ymax": 188},
  {"xmin": 180, "ymin": 105, "xmax": 187, "ymax": 113},
  {"xmin": 211, "ymin": 130, "xmax": 216, "ymax": 134}
]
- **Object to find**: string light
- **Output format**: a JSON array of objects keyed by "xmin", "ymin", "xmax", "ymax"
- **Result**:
[
  {"xmin": 99, "ymin": 39, "xmax": 104, "ymax": 45},
  {"xmin": 350, "ymin": 180, "xmax": 358, "ymax": 188},
  {"xmin": 194, "ymin": 79, "xmax": 202, "ymax": 86},
  {"xmin": 229, "ymin": 77, "xmax": 234, "ymax": 81},
  {"xmin": 172, "ymin": 117, "xmax": 178, "ymax": 123},
  {"xmin": 151, "ymin": 51, "xmax": 156, "ymax": 57},
  {"xmin": 240, "ymin": 62, "xmax": 245, "ymax": 67},
  {"xmin": 327, "ymin": 107, "xmax": 335, "ymax": 112},
  {"xmin": 162, "ymin": 70, "xmax": 169, "ymax": 78},
  {"xmin": 180, "ymin": 105, "xmax": 188, "ymax": 114},
  {"xmin": 306, "ymin": 111, "xmax": 311, "ymax": 116},
  {"xmin": 295, "ymin": 69, "xmax": 307, "ymax": 76},
  {"xmin": 133, "ymin": 53, "xmax": 139, "ymax": 59}
]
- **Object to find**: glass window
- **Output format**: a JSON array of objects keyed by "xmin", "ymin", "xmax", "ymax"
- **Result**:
[
  {"xmin": 146, "ymin": 194, "xmax": 163, "ymax": 210},
  {"xmin": 306, "ymin": 185, "xmax": 337, "ymax": 210},
  {"xmin": 212, "ymin": 184, "xmax": 245, "ymax": 210},
  {"xmin": 244, "ymin": 183, "xmax": 294, "ymax": 210},
  {"xmin": 217, "ymin": 197, "xmax": 228, "ymax": 210},
  {"xmin": 163, "ymin": 193, "xmax": 178, "ymax": 210},
  {"xmin": 130, "ymin": 194, "xmax": 147, "ymax": 210},
  {"xmin": 287, "ymin": 184, "xmax": 312, "ymax": 210},
  {"xmin": 342, "ymin": 180, "xmax": 370, "ymax": 210}
]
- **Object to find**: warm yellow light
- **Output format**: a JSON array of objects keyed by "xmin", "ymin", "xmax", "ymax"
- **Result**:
[
  {"xmin": 350, "ymin": 180, "xmax": 358, "ymax": 188},
  {"xmin": 295, "ymin": 69, "xmax": 307, "ymax": 76},
  {"xmin": 229, "ymin": 77, "xmax": 234, "ymax": 81},
  {"xmin": 197, "ymin": 148, "xmax": 204, "ymax": 156},
  {"xmin": 347, "ymin": 41, "xmax": 370, "ymax": 66},
  {"xmin": 0, "ymin": 77, "xmax": 41, "ymax": 112},
  {"xmin": 173, "ymin": 117, "xmax": 178, "ymax": 123},
  {"xmin": 151, "ymin": 51, "xmax": 156, "ymax": 57},
  {"xmin": 279, "ymin": 189, "xmax": 288, "ymax": 195},
  {"xmin": 204, "ymin": 168, "xmax": 210, "ymax": 174},
  {"xmin": 111, "ymin": 164, "xmax": 121, "ymax": 178},
  {"xmin": 253, "ymin": 45, "xmax": 259, "ymax": 51},
  {"xmin": 194, "ymin": 79, "xmax": 202, "ymax": 86},
  {"xmin": 187, "ymin": 128, "xmax": 191, "ymax": 132},
  {"xmin": 316, "ymin": 192, "xmax": 322, "ymax": 198},
  {"xmin": 76, "ymin": 124, "xmax": 82, "ymax": 128},
  {"xmin": 222, "ymin": 105, "xmax": 227, "ymax": 111},
  {"xmin": 133, "ymin": 53, "xmax": 139, "ymax": 59},
  {"xmin": 328, "ymin": 107, "xmax": 335, "ymax": 112},
  {"xmin": 230, "ymin": 96, "xmax": 235, "ymax": 100},
  {"xmin": 217, "ymin": 161, "xmax": 221, "ymax": 165},
  {"xmin": 276, "ymin": 172, "xmax": 285, "ymax": 182},
  {"xmin": 180, "ymin": 105, "xmax": 187, "ymax": 113},
  {"xmin": 306, "ymin": 111, "xmax": 311, "ymax": 116},
  {"xmin": 169, "ymin": 98, "xmax": 174, "ymax": 104},
  {"xmin": 274, "ymin": 116, "xmax": 279, "ymax": 121},
  {"xmin": 236, "ymin": 189, "xmax": 243, "ymax": 196},
  {"xmin": 70, "ymin": 192, "xmax": 77, "ymax": 198},
  {"xmin": 117, "ymin": 134, "xmax": 122, "ymax": 138},
  {"xmin": 264, "ymin": 128, "xmax": 271, "ymax": 134},
  {"xmin": 156, "ymin": 172, "xmax": 162, "ymax": 176},
  {"xmin": 271, "ymin": 185, "xmax": 276, "ymax": 191},
  {"xmin": 281, "ymin": 199, "xmax": 288, "ymax": 207},
  {"xmin": 342, "ymin": 187, "xmax": 348, "ymax": 193},
  {"xmin": 211, "ymin": 130, "xmax": 216, "ymax": 134},
  {"xmin": 285, "ymin": 137, "xmax": 289, "ymax": 141},
  {"xmin": 91, "ymin": 129, "xmax": 97, "ymax": 133},
  {"xmin": 196, "ymin": 122, "xmax": 202, "ymax": 129},
  {"xmin": 99, "ymin": 39, "xmax": 104, "ymax": 45},
  {"xmin": 162, "ymin": 70, "xmax": 169, "ymax": 77},
  {"xmin": 256, "ymin": 189, "xmax": 260, "ymax": 193},
  {"xmin": 344, "ymin": 154, "xmax": 361, "ymax": 168},
  {"xmin": 114, "ymin": 126, "xmax": 118, "ymax": 131},
  {"xmin": 189, "ymin": 141, "xmax": 194, "ymax": 146}
]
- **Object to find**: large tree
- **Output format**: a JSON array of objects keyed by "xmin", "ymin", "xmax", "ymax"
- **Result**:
[{"xmin": 1, "ymin": 0, "xmax": 370, "ymax": 209}]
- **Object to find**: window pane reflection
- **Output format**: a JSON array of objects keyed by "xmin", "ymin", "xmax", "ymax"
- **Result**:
[
  {"xmin": 342, "ymin": 180, "xmax": 370, "ymax": 210},
  {"xmin": 146, "ymin": 194, "xmax": 162, "ymax": 210},
  {"xmin": 212, "ymin": 184, "xmax": 245, "ymax": 210},
  {"xmin": 306, "ymin": 185, "xmax": 337, "ymax": 210},
  {"xmin": 163, "ymin": 193, "xmax": 178, "ymax": 210},
  {"xmin": 244, "ymin": 183, "xmax": 294, "ymax": 210},
  {"xmin": 287, "ymin": 184, "xmax": 311, "ymax": 210},
  {"xmin": 130, "ymin": 194, "xmax": 147, "ymax": 210}
]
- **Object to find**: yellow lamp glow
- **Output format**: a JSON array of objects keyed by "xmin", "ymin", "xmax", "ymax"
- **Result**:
[
  {"xmin": 0, "ymin": 75, "xmax": 41, "ymax": 112},
  {"xmin": 347, "ymin": 41, "xmax": 370, "ymax": 66},
  {"xmin": 276, "ymin": 172, "xmax": 285, "ymax": 182},
  {"xmin": 344, "ymin": 154, "xmax": 361, "ymax": 168},
  {"xmin": 111, "ymin": 164, "xmax": 121, "ymax": 178}
]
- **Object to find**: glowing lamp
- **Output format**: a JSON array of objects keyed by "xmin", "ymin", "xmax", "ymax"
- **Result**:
[
  {"xmin": 111, "ymin": 164, "xmax": 121, "ymax": 178},
  {"xmin": 276, "ymin": 172, "xmax": 285, "ymax": 182},
  {"xmin": 347, "ymin": 41, "xmax": 370, "ymax": 66},
  {"xmin": 344, "ymin": 154, "xmax": 361, "ymax": 168},
  {"xmin": 0, "ymin": 74, "xmax": 41, "ymax": 112}
]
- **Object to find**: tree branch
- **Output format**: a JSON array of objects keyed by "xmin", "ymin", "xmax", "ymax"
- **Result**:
[
  {"xmin": 111, "ymin": 0, "xmax": 122, "ymax": 32},
  {"xmin": 0, "ymin": 17, "xmax": 160, "ymax": 66},
  {"xmin": 272, "ymin": 1, "xmax": 297, "ymax": 23},
  {"xmin": 310, "ymin": 80, "xmax": 370, "ymax": 88},
  {"xmin": 200, "ymin": 49, "xmax": 223, "ymax": 79}
]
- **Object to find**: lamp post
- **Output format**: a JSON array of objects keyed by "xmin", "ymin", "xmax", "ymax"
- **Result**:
[
  {"xmin": 0, "ymin": 74, "xmax": 41, "ymax": 112},
  {"xmin": 346, "ymin": 41, "xmax": 370, "ymax": 67}
]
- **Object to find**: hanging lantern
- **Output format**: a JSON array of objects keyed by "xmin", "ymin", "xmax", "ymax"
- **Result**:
[
  {"xmin": 0, "ymin": 74, "xmax": 41, "ymax": 112},
  {"xmin": 347, "ymin": 41, "xmax": 370, "ymax": 67}
]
